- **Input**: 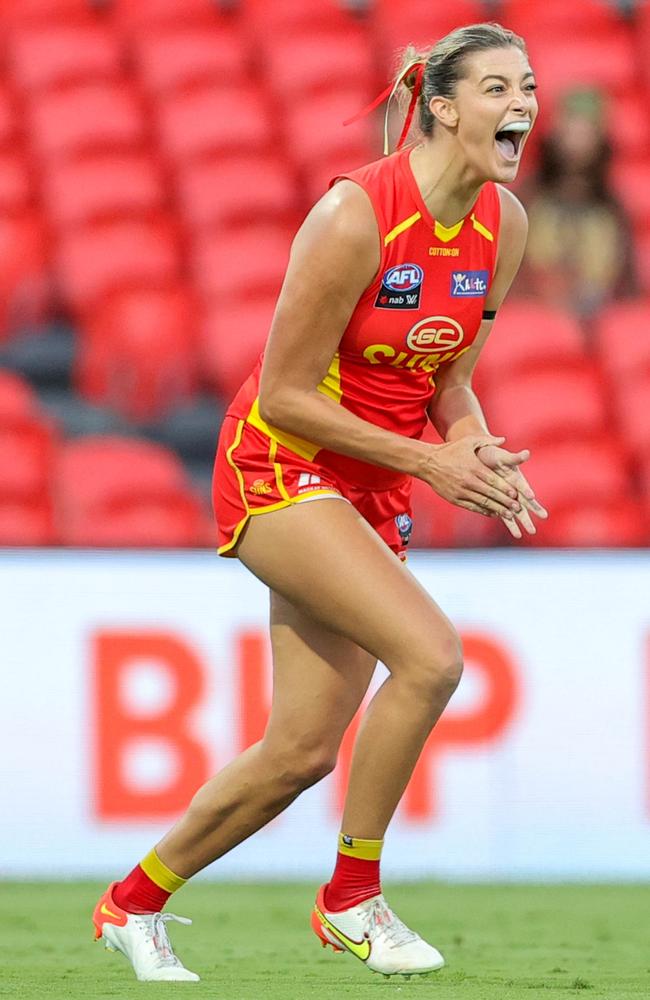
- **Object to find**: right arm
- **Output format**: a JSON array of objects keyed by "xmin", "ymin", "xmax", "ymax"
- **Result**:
[{"xmin": 258, "ymin": 181, "xmax": 519, "ymax": 519}]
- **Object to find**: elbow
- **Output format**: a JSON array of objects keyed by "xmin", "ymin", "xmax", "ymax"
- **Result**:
[
  {"xmin": 257, "ymin": 392, "xmax": 277, "ymax": 425},
  {"xmin": 258, "ymin": 389, "xmax": 291, "ymax": 428}
]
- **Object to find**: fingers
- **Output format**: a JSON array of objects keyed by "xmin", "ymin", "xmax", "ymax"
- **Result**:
[
  {"xmin": 463, "ymin": 488, "xmax": 519, "ymax": 520},
  {"xmin": 506, "ymin": 471, "xmax": 548, "ymax": 519},
  {"xmin": 475, "ymin": 466, "xmax": 519, "ymax": 502},
  {"xmin": 501, "ymin": 514, "xmax": 522, "ymax": 539},
  {"xmin": 470, "ymin": 435, "xmax": 505, "ymax": 453},
  {"xmin": 493, "ymin": 448, "xmax": 530, "ymax": 468}
]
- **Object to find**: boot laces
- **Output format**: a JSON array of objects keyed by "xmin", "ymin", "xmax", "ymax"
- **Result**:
[
  {"xmin": 138, "ymin": 912, "xmax": 192, "ymax": 967},
  {"xmin": 364, "ymin": 897, "xmax": 419, "ymax": 949}
]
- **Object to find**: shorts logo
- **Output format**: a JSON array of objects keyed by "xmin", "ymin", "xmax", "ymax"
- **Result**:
[
  {"xmin": 450, "ymin": 270, "xmax": 489, "ymax": 297},
  {"xmin": 297, "ymin": 472, "xmax": 321, "ymax": 494},
  {"xmin": 406, "ymin": 316, "xmax": 464, "ymax": 353},
  {"xmin": 395, "ymin": 513, "xmax": 413, "ymax": 545},
  {"xmin": 249, "ymin": 478, "xmax": 272, "ymax": 495},
  {"xmin": 375, "ymin": 262, "xmax": 423, "ymax": 310}
]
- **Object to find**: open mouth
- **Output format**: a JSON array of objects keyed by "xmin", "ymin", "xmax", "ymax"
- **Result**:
[{"xmin": 494, "ymin": 121, "xmax": 530, "ymax": 162}]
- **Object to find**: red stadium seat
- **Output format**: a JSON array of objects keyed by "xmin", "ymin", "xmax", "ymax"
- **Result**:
[
  {"xmin": 243, "ymin": 0, "xmax": 363, "ymax": 33},
  {"xmin": 42, "ymin": 153, "xmax": 166, "ymax": 229},
  {"xmin": 482, "ymin": 367, "xmax": 608, "ymax": 450},
  {"xmin": 0, "ymin": 211, "xmax": 49, "ymax": 337},
  {"xmin": 595, "ymin": 300, "xmax": 650, "ymax": 385},
  {"xmin": 478, "ymin": 301, "xmax": 587, "ymax": 388},
  {"xmin": 263, "ymin": 31, "xmax": 375, "ymax": 99},
  {"xmin": 0, "ymin": 499, "xmax": 57, "ymax": 545},
  {"xmin": 132, "ymin": 25, "xmax": 247, "ymax": 95},
  {"xmin": 55, "ymin": 217, "xmax": 180, "ymax": 313},
  {"xmin": 372, "ymin": 0, "xmax": 487, "ymax": 68},
  {"xmin": 176, "ymin": 154, "xmax": 300, "ymax": 231},
  {"xmin": 527, "ymin": 499, "xmax": 647, "ymax": 548},
  {"xmin": 499, "ymin": 0, "xmax": 623, "ymax": 38},
  {"xmin": 286, "ymin": 89, "xmax": 374, "ymax": 174},
  {"xmin": 522, "ymin": 438, "xmax": 632, "ymax": 515},
  {"xmin": 76, "ymin": 286, "xmax": 199, "ymax": 421},
  {"xmin": 612, "ymin": 371, "xmax": 650, "ymax": 457},
  {"xmin": 0, "ymin": 420, "xmax": 57, "ymax": 501},
  {"xmin": 609, "ymin": 158, "xmax": 650, "ymax": 238},
  {"xmin": 0, "ymin": 0, "xmax": 91, "ymax": 25},
  {"xmin": 303, "ymin": 148, "xmax": 373, "ymax": 204},
  {"xmin": 0, "ymin": 153, "xmax": 32, "ymax": 214},
  {"xmin": 57, "ymin": 435, "xmax": 206, "ymax": 547},
  {"xmin": 156, "ymin": 84, "xmax": 274, "ymax": 164},
  {"xmin": 6, "ymin": 25, "xmax": 123, "ymax": 93},
  {"xmin": 200, "ymin": 297, "xmax": 276, "ymax": 401},
  {"xmin": 191, "ymin": 224, "xmax": 292, "ymax": 302},
  {"xmin": 524, "ymin": 31, "xmax": 636, "ymax": 113},
  {"xmin": 0, "ymin": 369, "xmax": 39, "ymax": 417},
  {"xmin": 0, "ymin": 84, "xmax": 19, "ymax": 150},
  {"xmin": 28, "ymin": 83, "xmax": 145, "ymax": 162},
  {"xmin": 410, "ymin": 476, "xmax": 503, "ymax": 548},
  {"xmin": 110, "ymin": 0, "xmax": 219, "ymax": 35}
]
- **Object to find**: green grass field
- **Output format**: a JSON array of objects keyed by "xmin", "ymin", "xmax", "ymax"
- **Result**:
[{"xmin": 1, "ymin": 882, "xmax": 648, "ymax": 999}]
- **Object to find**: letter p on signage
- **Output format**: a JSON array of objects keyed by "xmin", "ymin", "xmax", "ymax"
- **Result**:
[{"xmin": 92, "ymin": 631, "xmax": 210, "ymax": 820}]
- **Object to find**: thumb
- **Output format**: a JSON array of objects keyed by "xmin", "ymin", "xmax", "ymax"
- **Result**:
[{"xmin": 471, "ymin": 435, "xmax": 505, "ymax": 453}]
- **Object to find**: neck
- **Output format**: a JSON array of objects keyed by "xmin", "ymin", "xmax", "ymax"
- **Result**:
[{"xmin": 409, "ymin": 139, "xmax": 484, "ymax": 227}]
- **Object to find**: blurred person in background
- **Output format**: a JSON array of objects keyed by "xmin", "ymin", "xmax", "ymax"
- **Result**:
[
  {"xmin": 92, "ymin": 22, "xmax": 547, "ymax": 985},
  {"xmin": 519, "ymin": 88, "xmax": 636, "ymax": 320}
]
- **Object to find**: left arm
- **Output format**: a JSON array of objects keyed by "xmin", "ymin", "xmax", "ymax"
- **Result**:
[
  {"xmin": 428, "ymin": 186, "xmax": 527, "ymax": 442},
  {"xmin": 427, "ymin": 187, "xmax": 547, "ymax": 536}
]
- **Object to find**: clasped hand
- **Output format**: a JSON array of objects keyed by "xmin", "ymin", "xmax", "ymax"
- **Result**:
[{"xmin": 423, "ymin": 434, "xmax": 548, "ymax": 539}]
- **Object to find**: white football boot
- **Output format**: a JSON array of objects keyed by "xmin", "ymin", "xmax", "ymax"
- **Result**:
[
  {"xmin": 93, "ymin": 882, "xmax": 200, "ymax": 982},
  {"xmin": 311, "ymin": 884, "xmax": 445, "ymax": 978}
]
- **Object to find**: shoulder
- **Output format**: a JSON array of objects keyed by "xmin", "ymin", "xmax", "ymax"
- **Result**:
[{"xmin": 293, "ymin": 179, "xmax": 379, "ymax": 259}]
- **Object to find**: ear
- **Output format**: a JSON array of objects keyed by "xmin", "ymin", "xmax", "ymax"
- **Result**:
[{"xmin": 429, "ymin": 95, "xmax": 459, "ymax": 129}]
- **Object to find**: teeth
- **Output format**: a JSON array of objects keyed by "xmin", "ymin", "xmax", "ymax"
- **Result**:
[{"xmin": 499, "ymin": 121, "xmax": 531, "ymax": 133}]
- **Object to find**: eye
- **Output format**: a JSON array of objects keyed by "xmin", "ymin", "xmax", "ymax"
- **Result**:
[
  {"xmin": 488, "ymin": 85, "xmax": 505, "ymax": 93},
  {"xmin": 525, "ymin": 83, "xmax": 538, "ymax": 91}
]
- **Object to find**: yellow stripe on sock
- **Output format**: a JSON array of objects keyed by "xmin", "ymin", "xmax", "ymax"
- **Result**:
[
  {"xmin": 338, "ymin": 833, "xmax": 383, "ymax": 861},
  {"xmin": 140, "ymin": 849, "xmax": 187, "ymax": 894}
]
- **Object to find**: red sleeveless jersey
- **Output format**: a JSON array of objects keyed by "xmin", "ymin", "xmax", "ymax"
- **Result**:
[{"xmin": 226, "ymin": 146, "xmax": 501, "ymax": 489}]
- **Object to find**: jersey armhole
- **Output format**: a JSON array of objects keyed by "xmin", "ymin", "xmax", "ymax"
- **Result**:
[{"xmin": 330, "ymin": 174, "xmax": 388, "ymax": 298}]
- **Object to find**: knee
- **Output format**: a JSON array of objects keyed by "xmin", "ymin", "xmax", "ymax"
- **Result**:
[
  {"xmin": 265, "ymin": 740, "xmax": 338, "ymax": 792},
  {"xmin": 404, "ymin": 629, "xmax": 464, "ymax": 702}
]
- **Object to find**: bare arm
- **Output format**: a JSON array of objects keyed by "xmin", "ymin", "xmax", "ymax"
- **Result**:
[
  {"xmin": 258, "ymin": 181, "xmax": 521, "ymax": 519},
  {"xmin": 259, "ymin": 180, "xmax": 425, "ymax": 477},
  {"xmin": 428, "ymin": 187, "xmax": 547, "ymax": 535}
]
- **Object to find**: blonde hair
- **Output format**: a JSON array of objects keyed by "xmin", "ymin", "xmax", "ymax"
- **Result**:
[{"xmin": 397, "ymin": 22, "xmax": 528, "ymax": 138}]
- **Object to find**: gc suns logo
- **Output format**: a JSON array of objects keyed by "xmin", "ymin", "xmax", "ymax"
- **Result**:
[{"xmin": 406, "ymin": 316, "xmax": 464, "ymax": 353}]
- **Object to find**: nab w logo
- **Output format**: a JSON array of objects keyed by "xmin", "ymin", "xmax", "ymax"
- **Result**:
[{"xmin": 406, "ymin": 316, "xmax": 464, "ymax": 353}]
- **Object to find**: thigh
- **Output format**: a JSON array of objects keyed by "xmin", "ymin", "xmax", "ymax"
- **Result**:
[
  {"xmin": 237, "ymin": 498, "xmax": 460, "ymax": 672},
  {"xmin": 264, "ymin": 591, "xmax": 377, "ymax": 749}
]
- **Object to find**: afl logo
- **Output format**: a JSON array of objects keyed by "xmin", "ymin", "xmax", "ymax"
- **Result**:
[
  {"xmin": 383, "ymin": 263, "xmax": 423, "ymax": 292},
  {"xmin": 406, "ymin": 316, "xmax": 464, "ymax": 353}
]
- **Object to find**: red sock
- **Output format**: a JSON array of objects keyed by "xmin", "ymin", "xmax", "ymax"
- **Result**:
[
  {"xmin": 324, "ymin": 834, "xmax": 383, "ymax": 912},
  {"xmin": 112, "ymin": 848, "xmax": 186, "ymax": 914}
]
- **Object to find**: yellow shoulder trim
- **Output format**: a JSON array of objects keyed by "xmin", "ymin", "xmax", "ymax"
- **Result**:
[
  {"xmin": 471, "ymin": 212, "xmax": 494, "ymax": 242},
  {"xmin": 434, "ymin": 218, "xmax": 464, "ymax": 243},
  {"xmin": 384, "ymin": 211, "xmax": 421, "ymax": 246}
]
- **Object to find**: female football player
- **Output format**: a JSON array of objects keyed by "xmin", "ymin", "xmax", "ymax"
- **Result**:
[{"xmin": 93, "ymin": 21, "xmax": 546, "ymax": 982}]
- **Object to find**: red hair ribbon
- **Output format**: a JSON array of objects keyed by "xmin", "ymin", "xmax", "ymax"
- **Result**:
[{"xmin": 343, "ymin": 59, "xmax": 426, "ymax": 156}]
